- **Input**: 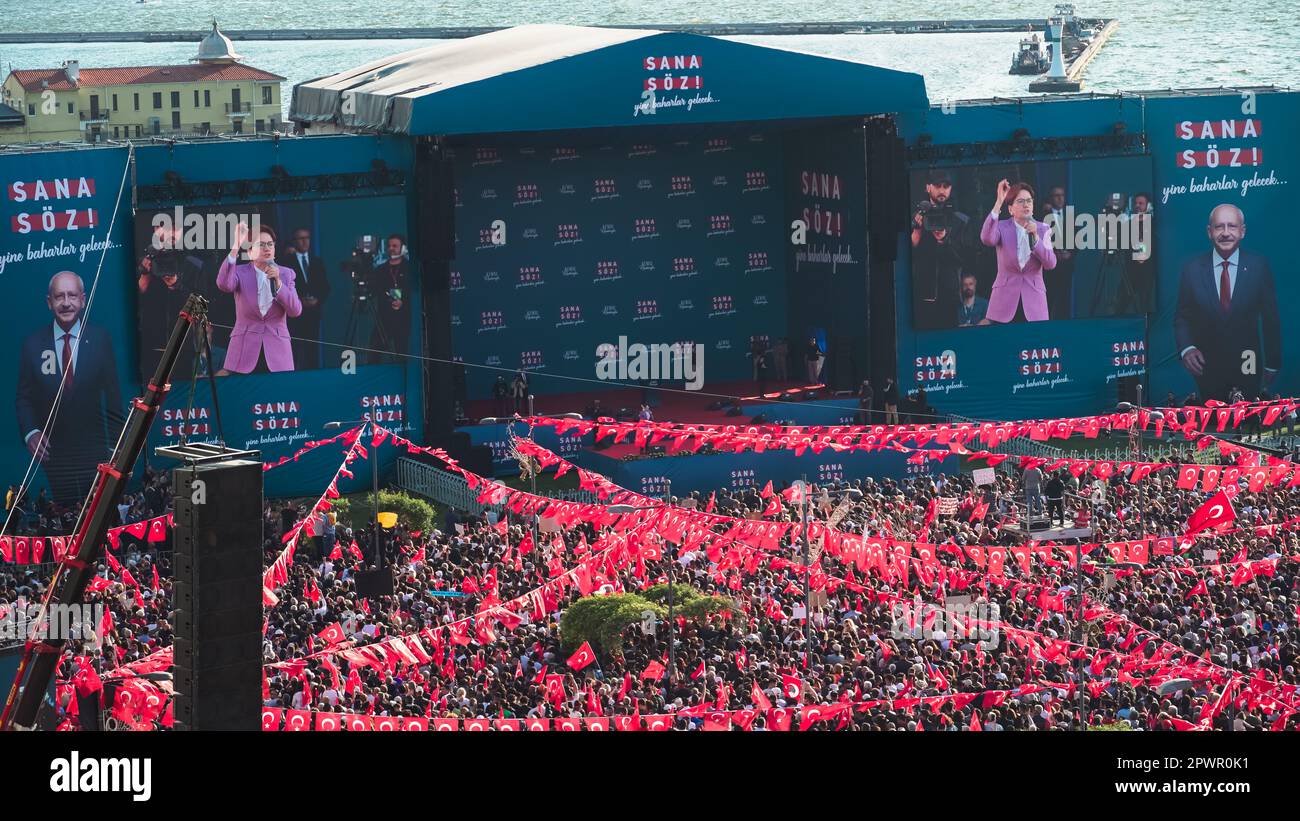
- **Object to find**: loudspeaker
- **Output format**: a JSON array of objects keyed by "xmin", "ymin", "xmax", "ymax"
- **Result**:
[
  {"xmin": 416, "ymin": 138, "xmax": 456, "ymax": 265},
  {"xmin": 171, "ymin": 458, "xmax": 264, "ymax": 731},
  {"xmin": 355, "ymin": 567, "xmax": 395, "ymax": 598}
]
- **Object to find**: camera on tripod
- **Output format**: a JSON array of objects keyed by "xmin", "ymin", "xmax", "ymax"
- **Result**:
[
  {"xmin": 341, "ymin": 235, "xmax": 377, "ymax": 301},
  {"xmin": 915, "ymin": 200, "xmax": 955, "ymax": 233}
]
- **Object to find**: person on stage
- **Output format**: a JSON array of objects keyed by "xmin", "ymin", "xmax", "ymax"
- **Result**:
[
  {"xmin": 1174, "ymin": 203, "xmax": 1280, "ymax": 401},
  {"xmin": 216, "ymin": 223, "xmax": 302, "ymax": 374},
  {"xmin": 979, "ymin": 179, "xmax": 1057, "ymax": 323}
]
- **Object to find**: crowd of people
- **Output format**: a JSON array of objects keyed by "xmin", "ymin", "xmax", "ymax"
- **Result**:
[{"xmin": 4, "ymin": 412, "xmax": 1300, "ymax": 732}]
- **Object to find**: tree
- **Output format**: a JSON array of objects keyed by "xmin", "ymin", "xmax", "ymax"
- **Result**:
[
  {"xmin": 331, "ymin": 490, "xmax": 433, "ymax": 535},
  {"xmin": 560, "ymin": 593, "xmax": 665, "ymax": 655},
  {"xmin": 643, "ymin": 583, "xmax": 739, "ymax": 621}
]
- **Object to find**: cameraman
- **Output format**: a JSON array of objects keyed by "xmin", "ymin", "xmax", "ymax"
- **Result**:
[
  {"xmin": 910, "ymin": 169, "xmax": 970, "ymax": 251},
  {"xmin": 912, "ymin": 221, "xmax": 964, "ymax": 330},
  {"xmin": 137, "ymin": 224, "xmax": 202, "ymax": 380},
  {"xmin": 1088, "ymin": 192, "xmax": 1129, "ymax": 316},
  {"xmin": 1115, "ymin": 192, "xmax": 1155, "ymax": 315},
  {"xmin": 911, "ymin": 170, "xmax": 971, "ymax": 329},
  {"xmin": 363, "ymin": 234, "xmax": 412, "ymax": 364}
]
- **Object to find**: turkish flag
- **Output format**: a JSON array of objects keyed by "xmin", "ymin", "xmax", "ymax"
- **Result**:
[
  {"xmin": 702, "ymin": 712, "xmax": 731, "ymax": 731},
  {"xmin": 261, "ymin": 708, "xmax": 283, "ymax": 731},
  {"xmin": 644, "ymin": 715, "xmax": 671, "ymax": 731},
  {"xmin": 760, "ymin": 480, "xmax": 774, "ymax": 498},
  {"xmin": 1128, "ymin": 540, "xmax": 1150, "ymax": 565},
  {"xmin": 799, "ymin": 703, "xmax": 849, "ymax": 731},
  {"xmin": 768, "ymin": 708, "xmax": 793, "ymax": 731},
  {"xmin": 1175, "ymin": 465, "xmax": 1199, "ymax": 489},
  {"xmin": 567, "ymin": 641, "xmax": 597, "ymax": 671},
  {"xmin": 614, "ymin": 715, "xmax": 642, "ymax": 731},
  {"xmin": 585, "ymin": 717, "xmax": 611, "ymax": 732},
  {"xmin": 318, "ymin": 623, "xmax": 347, "ymax": 645},
  {"xmin": 147, "ymin": 518, "xmax": 168, "ymax": 542},
  {"xmin": 556, "ymin": 718, "xmax": 581, "ymax": 732},
  {"xmin": 690, "ymin": 660, "xmax": 706, "ymax": 680},
  {"xmin": 732, "ymin": 709, "xmax": 758, "ymax": 731},
  {"xmin": 780, "ymin": 675, "xmax": 803, "ymax": 701},
  {"xmin": 1185, "ymin": 490, "xmax": 1236, "ymax": 536},
  {"xmin": 346, "ymin": 715, "xmax": 374, "ymax": 732},
  {"xmin": 525, "ymin": 718, "xmax": 550, "ymax": 732},
  {"xmin": 464, "ymin": 719, "xmax": 489, "ymax": 731},
  {"xmin": 284, "ymin": 709, "xmax": 311, "ymax": 731},
  {"xmin": 315, "ymin": 713, "xmax": 342, "ymax": 731},
  {"xmin": 1154, "ymin": 537, "xmax": 1175, "ymax": 556},
  {"xmin": 431, "ymin": 719, "xmax": 458, "ymax": 731},
  {"xmin": 375, "ymin": 717, "xmax": 400, "ymax": 731},
  {"xmin": 751, "ymin": 683, "xmax": 772, "ymax": 712},
  {"xmin": 401, "ymin": 717, "xmax": 429, "ymax": 731},
  {"xmin": 969, "ymin": 710, "xmax": 982, "ymax": 732}
]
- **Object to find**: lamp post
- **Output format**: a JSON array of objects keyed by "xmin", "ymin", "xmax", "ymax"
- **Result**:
[
  {"xmin": 325, "ymin": 419, "xmax": 380, "ymax": 567},
  {"xmin": 790, "ymin": 479, "xmax": 862, "ymax": 669},
  {"xmin": 608, "ymin": 495, "xmax": 678, "ymax": 681},
  {"xmin": 479, "ymin": 410, "xmax": 582, "ymax": 551}
]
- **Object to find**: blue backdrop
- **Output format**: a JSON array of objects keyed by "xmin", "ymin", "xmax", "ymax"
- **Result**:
[{"xmin": 449, "ymin": 127, "xmax": 788, "ymax": 399}]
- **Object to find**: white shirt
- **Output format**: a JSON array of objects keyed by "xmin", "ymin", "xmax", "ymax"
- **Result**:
[
  {"xmin": 1014, "ymin": 220, "xmax": 1032, "ymax": 269},
  {"xmin": 54, "ymin": 319, "xmax": 82, "ymax": 373},
  {"xmin": 227, "ymin": 253, "xmax": 274, "ymax": 317},
  {"xmin": 1211, "ymin": 249, "xmax": 1239, "ymax": 302}
]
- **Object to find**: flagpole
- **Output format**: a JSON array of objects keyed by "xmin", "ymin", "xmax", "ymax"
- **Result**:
[
  {"xmin": 802, "ymin": 474, "xmax": 812, "ymax": 670},
  {"xmin": 665, "ymin": 478, "xmax": 675, "ymax": 684}
]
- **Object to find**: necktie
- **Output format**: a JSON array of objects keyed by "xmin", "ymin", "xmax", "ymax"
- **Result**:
[
  {"xmin": 61, "ymin": 332, "xmax": 75, "ymax": 389},
  {"xmin": 1220, "ymin": 260, "xmax": 1231, "ymax": 313},
  {"xmin": 299, "ymin": 254, "xmax": 309, "ymax": 284}
]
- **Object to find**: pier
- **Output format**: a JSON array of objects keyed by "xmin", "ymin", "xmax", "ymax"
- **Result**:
[{"xmin": 1029, "ymin": 18, "xmax": 1119, "ymax": 92}]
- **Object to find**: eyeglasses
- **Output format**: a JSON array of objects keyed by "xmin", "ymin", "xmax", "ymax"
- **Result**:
[
  {"xmin": 254, "ymin": 241, "xmax": 275, "ymax": 249},
  {"xmin": 1013, "ymin": 197, "xmax": 1034, "ymax": 205}
]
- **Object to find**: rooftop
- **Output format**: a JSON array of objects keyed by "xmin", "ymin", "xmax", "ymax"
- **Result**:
[{"xmin": 8, "ymin": 63, "xmax": 286, "ymax": 92}]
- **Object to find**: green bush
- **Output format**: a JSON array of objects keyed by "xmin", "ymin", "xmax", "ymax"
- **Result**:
[
  {"xmin": 560, "ymin": 593, "xmax": 666, "ymax": 655},
  {"xmin": 643, "ymin": 583, "xmax": 738, "ymax": 620},
  {"xmin": 1087, "ymin": 722, "xmax": 1133, "ymax": 731},
  {"xmin": 331, "ymin": 490, "xmax": 434, "ymax": 534}
]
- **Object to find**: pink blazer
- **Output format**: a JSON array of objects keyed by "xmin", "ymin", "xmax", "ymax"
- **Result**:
[
  {"xmin": 979, "ymin": 212, "xmax": 1058, "ymax": 323},
  {"xmin": 216, "ymin": 257, "xmax": 302, "ymax": 373}
]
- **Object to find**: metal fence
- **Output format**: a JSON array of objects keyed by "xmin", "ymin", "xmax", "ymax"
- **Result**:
[{"xmin": 394, "ymin": 457, "xmax": 600, "ymax": 514}]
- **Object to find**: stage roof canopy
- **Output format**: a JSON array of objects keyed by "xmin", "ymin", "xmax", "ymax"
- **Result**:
[{"xmin": 291, "ymin": 24, "xmax": 928, "ymax": 136}]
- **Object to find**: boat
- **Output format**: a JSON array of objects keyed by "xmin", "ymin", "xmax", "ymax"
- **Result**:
[
  {"xmin": 1008, "ymin": 5, "xmax": 1106, "ymax": 76},
  {"xmin": 1010, "ymin": 34, "xmax": 1050, "ymax": 74}
]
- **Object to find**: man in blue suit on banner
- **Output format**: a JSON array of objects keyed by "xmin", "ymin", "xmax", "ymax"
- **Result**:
[
  {"xmin": 1174, "ymin": 203, "xmax": 1280, "ymax": 401},
  {"xmin": 16, "ymin": 272, "xmax": 124, "ymax": 506}
]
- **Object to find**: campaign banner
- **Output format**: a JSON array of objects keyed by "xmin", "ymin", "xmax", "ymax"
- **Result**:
[
  {"xmin": 574, "ymin": 442, "xmax": 942, "ymax": 497},
  {"xmin": 900, "ymin": 317, "xmax": 1148, "ymax": 420},
  {"xmin": 0, "ymin": 148, "xmax": 136, "ymax": 507},
  {"xmin": 1146, "ymin": 92, "xmax": 1299, "ymax": 403},
  {"xmin": 149, "ymin": 364, "xmax": 415, "ymax": 498},
  {"xmin": 448, "ymin": 129, "xmax": 786, "ymax": 400}
]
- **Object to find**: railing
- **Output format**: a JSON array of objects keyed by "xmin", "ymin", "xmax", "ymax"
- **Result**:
[
  {"xmin": 225, "ymin": 102, "xmax": 252, "ymax": 114},
  {"xmin": 394, "ymin": 457, "xmax": 599, "ymax": 513},
  {"xmin": 79, "ymin": 110, "xmax": 109, "ymax": 122}
]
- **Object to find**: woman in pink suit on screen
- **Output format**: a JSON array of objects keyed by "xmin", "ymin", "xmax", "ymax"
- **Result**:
[
  {"xmin": 980, "ymin": 179, "xmax": 1058, "ymax": 323},
  {"xmin": 217, "ymin": 222, "xmax": 302, "ymax": 373}
]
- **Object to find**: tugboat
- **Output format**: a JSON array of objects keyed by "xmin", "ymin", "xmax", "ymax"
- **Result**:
[
  {"xmin": 1009, "ymin": 5, "xmax": 1108, "ymax": 77},
  {"xmin": 1009, "ymin": 33, "xmax": 1050, "ymax": 74}
]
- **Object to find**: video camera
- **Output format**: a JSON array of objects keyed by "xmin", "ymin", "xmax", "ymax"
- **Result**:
[
  {"xmin": 915, "ymin": 200, "xmax": 956, "ymax": 233},
  {"xmin": 139, "ymin": 245, "xmax": 194, "ymax": 282},
  {"xmin": 340, "ymin": 235, "xmax": 377, "ymax": 300}
]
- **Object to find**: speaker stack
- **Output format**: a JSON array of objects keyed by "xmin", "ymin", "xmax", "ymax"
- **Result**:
[{"xmin": 163, "ymin": 445, "xmax": 265, "ymax": 731}]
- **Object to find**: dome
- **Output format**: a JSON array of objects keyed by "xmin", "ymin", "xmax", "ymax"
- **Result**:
[{"xmin": 192, "ymin": 21, "xmax": 243, "ymax": 63}]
